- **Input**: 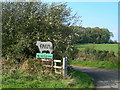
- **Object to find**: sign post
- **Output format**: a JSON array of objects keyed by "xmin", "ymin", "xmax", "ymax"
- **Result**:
[
  {"xmin": 63, "ymin": 57, "xmax": 67, "ymax": 76},
  {"xmin": 36, "ymin": 53, "xmax": 53, "ymax": 59},
  {"xmin": 36, "ymin": 41, "xmax": 67, "ymax": 75},
  {"xmin": 36, "ymin": 41, "xmax": 53, "ymax": 54},
  {"xmin": 36, "ymin": 41, "xmax": 53, "ymax": 68}
]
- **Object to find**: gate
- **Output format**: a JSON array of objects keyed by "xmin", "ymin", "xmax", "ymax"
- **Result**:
[{"xmin": 36, "ymin": 57, "xmax": 67, "ymax": 75}]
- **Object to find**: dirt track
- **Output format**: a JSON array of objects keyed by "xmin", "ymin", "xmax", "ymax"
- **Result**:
[{"xmin": 71, "ymin": 65, "xmax": 120, "ymax": 89}]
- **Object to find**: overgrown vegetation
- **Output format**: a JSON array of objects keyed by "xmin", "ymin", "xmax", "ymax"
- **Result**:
[
  {"xmin": 75, "ymin": 44, "xmax": 118, "ymax": 56},
  {"xmin": 2, "ymin": 2, "xmax": 114, "ymax": 61},
  {"xmin": 1, "ymin": 2, "xmax": 95, "ymax": 88},
  {"xmin": 71, "ymin": 61, "xmax": 118, "ymax": 70},
  {"xmin": 71, "ymin": 44, "xmax": 119, "ymax": 69},
  {"xmin": 2, "ymin": 2, "xmax": 79, "ymax": 60},
  {"xmin": 2, "ymin": 1, "xmax": 117, "ymax": 88},
  {"xmin": 72, "ymin": 27, "xmax": 113, "ymax": 44},
  {"xmin": 2, "ymin": 58, "xmax": 94, "ymax": 88}
]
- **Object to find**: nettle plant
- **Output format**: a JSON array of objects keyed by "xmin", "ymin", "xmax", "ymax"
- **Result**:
[
  {"xmin": 25, "ymin": 59, "xmax": 42, "ymax": 73},
  {"xmin": 27, "ymin": 58, "xmax": 52, "ymax": 75}
]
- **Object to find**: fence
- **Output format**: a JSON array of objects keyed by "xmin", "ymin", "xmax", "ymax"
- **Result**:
[{"xmin": 39, "ymin": 57, "xmax": 67, "ymax": 75}]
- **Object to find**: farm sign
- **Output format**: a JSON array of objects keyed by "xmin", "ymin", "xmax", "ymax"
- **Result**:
[
  {"xmin": 36, "ymin": 53, "xmax": 53, "ymax": 59},
  {"xmin": 35, "ymin": 41, "xmax": 67, "ymax": 75},
  {"xmin": 36, "ymin": 41, "xmax": 53, "ymax": 59},
  {"xmin": 36, "ymin": 41, "xmax": 53, "ymax": 54}
]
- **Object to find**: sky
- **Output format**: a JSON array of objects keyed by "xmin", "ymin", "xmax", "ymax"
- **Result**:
[
  {"xmin": 1, "ymin": 0, "xmax": 119, "ymax": 41},
  {"xmin": 66, "ymin": 2, "xmax": 118, "ymax": 41}
]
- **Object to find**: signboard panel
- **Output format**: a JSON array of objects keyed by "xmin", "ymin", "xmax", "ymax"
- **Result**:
[
  {"xmin": 36, "ymin": 53, "xmax": 53, "ymax": 59},
  {"xmin": 36, "ymin": 41, "xmax": 53, "ymax": 54}
]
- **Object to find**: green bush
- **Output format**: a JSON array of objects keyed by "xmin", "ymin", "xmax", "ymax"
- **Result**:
[
  {"xmin": 2, "ymin": 58, "xmax": 94, "ymax": 88},
  {"xmin": 2, "ymin": 2, "xmax": 80, "ymax": 62},
  {"xmin": 82, "ymin": 47, "xmax": 117, "ymax": 63},
  {"xmin": 95, "ymin": 50, "xmax": 109, "ymax": 61},
  {"xmin": 84, "ymin": 47, "xmax": 96, "ymax": 61}
]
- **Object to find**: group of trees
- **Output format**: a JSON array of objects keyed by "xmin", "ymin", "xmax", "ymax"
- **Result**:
[
  {"xmin": 2, "ymin": 2, "xmax": 113, "ymax": 60},
  {"xmin": 109, "ymin": 40, "xmax": 118, "ymax": 44},
  {"xmin": 72, "ymin": 26, "xmax": 113, "ymax": 44}
]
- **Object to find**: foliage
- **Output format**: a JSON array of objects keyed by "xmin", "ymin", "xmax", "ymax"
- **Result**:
[
  {"xmin": 118, "ymin": 48, "xmax": 120, "ymax": 69},
  {"xmin": 83, "ymin": 47, "xmax": 118, "ymax": 63},
  {"xmin": 2, "ymin": 2, "xmax": 80, "ymax": 60},
  {"xmin": 72, "ymin": 44, "xmax": 119, "ymax": 69},
  {"xmin": 2, "ymin": 58, "xmax": 94, "ymax": 88},
  {"xmin": 73, "ymin": 26, "xmax": 113, "ymax": 44},
  {"xmin": 109, "ymin": 40, "xmax": 118, "ymax": 44},
  {"xmin": 2, "ymin": 69, "xmax": 94, "ymax": 88},
  {"xmin": 71, "ymin": 60, "xmax": 118, "ymax": 70},
  {"xmin": 27, "ymin": 58, "xmax": 45, "ymax": 74},
  {"xmin": 67, "ymin": 67, "xmax": 94, "ymax": 88},
  {"xmin": 75, "ymin": 44, "xmax": 118, "ymax": 56}
]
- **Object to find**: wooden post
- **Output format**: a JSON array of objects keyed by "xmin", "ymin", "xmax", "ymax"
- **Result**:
[
  {"xmin": 63, "ymin": 57, "xmax": 67, "ymax": 76},
  {"xmin": 54, "ymin": 62, "xmax": 56, "ymax": 73},
  {"xmin": 51, "ymin": 60, "xmax": 53, "ymax": 67},
  {"xmin": 53, "ymin": 60, "xmax": 62, "ymax": 74}
]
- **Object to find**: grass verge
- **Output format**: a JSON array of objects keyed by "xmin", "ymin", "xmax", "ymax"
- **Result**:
[
  {"xmin": 2, "ymin": 67, "xmax": 94, "ymax": 88},
  {"xmin": 71, "ymin": 60, "xmax": 118, "ymax": 70},
  {"xmin": 67, "ymin": 67, "xmax": 94, "ymax": 88}
]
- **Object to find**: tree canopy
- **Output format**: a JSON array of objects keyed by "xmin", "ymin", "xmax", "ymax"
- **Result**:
[
  {"xmin": 2, "ymin": 2, "xmax": 113, "ymax": 61},
  {"xmin": 72, "ymin": 26, "xmax": 113, "ymax": 44},
  {"xmin": 2, "ymin": 2, "xmax": 80, "ymax": 60}
]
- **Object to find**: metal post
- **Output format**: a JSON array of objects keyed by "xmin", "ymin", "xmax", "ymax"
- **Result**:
[
  {"xmin": 63, "ymin": 57, "xmax": 67, "ymax": 76},
  {"xmin": 65, "ymin": 57, "xmax": 67, "ymax": 75},
  {"xmin": 63, "ymin": 57, "xmax": 65, "ymax": 75}
]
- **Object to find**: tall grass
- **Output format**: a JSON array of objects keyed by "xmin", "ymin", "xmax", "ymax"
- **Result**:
[
  {"xmin": 71, "ymin": 60, "xmax": 118, "ymax": 70},
  {"xmin": 2, "ymin": 58, "xmax": 94, "ymax": 88}
]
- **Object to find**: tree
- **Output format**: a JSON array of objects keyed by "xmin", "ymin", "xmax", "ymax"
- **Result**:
[
  {"xmin": 72, "ymin": 27, "xmax": 112, "ymax": 44},
  {"xmin": 2, "ymin": 2, "xmax": 80, "ymax": 60}
]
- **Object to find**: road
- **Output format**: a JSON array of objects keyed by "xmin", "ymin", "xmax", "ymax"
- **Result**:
[{"xmin": 71, "ymin": 65, "xmax": 120, "ymax": 89}]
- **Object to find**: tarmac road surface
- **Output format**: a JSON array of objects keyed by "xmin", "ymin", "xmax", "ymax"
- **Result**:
[{"xmin": 71, "ymin": 65, "xmax": 120, "ymax": 89}]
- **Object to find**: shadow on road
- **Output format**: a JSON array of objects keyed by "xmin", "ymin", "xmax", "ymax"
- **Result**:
[{"xmin": 71, "ymin": 65, "xmax": 120, "ymax": 89}]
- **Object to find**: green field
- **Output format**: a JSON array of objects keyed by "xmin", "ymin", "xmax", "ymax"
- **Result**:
[{"xmin": 75, "ymin": 44, "xmax": 118, "ymax": 56}]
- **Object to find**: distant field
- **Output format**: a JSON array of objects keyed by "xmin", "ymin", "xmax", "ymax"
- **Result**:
[{"xmin": 75, "ymin": 44, "xmax": 118, "ymax": 56}]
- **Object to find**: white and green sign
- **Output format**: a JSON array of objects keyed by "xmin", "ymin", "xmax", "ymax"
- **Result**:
[
  {"xmin": 36, "ymin": 53, "xmax": 53, "ymax": 59},
  {"xmin": 36, "ymin": 41, "xmax": 53, "ymax": 54}
]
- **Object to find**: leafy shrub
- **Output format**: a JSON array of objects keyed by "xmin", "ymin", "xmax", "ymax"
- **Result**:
[
  {"xmin": 118, "ymin": 49, "xmax": 120, "ymax": 63},
  {"xmin": 84, "ymin": 47, "xmax": 96, "ymax": 61},
  {"xmin": 2, "ymin": 2, "xmax": 80, "ymax": 62},
  {"xmin": 95, "ymin": 50, "xmax": 109, "ymax": 61},
  {"xmin": 77, "ymin": 47, "xmax": 117, "ymax": 63}
]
